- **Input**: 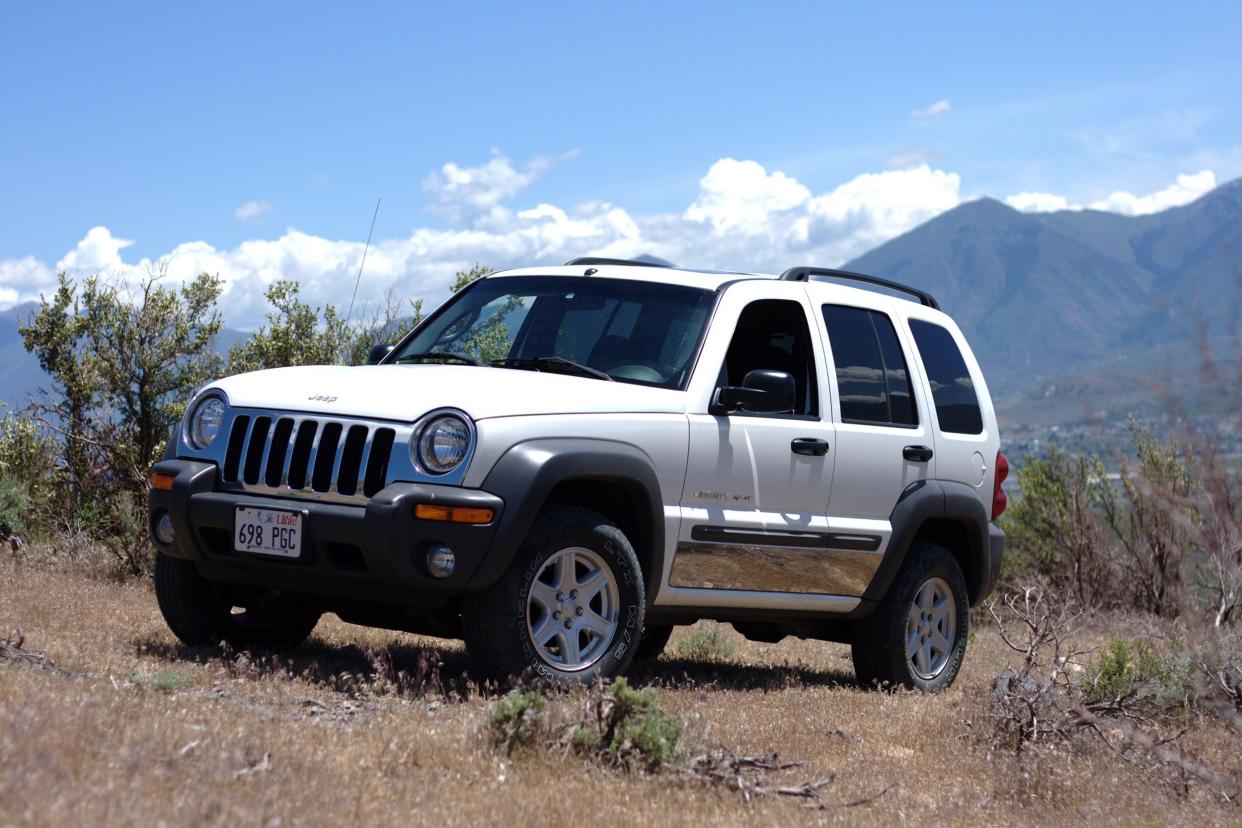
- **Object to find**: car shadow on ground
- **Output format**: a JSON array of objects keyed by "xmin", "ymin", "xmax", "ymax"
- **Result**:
[
  {"xmin": 632, "ymin": 657, "xmax": 857, "ymax": 691},
  {"xmin": 133, "ymin": 635, "xmax": 482, "ymax": 697},
  {"xmin": 135, "ymin": 632, "xmax": 860, "ymax": 699}
]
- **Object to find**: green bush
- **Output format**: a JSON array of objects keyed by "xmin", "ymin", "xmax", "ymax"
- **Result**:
[
  {"xmin": 0, "ymin": 477, "xmax": 30, "ymax": 540},
  {"xmin": 675, "ymin": 624, "xmax": 735, "ymax": 663},
  {"xmin": 574, "ymin": 678, "xmax": 681, "ymax": 771},
  {"xmin": 1000, "ymin": 449, "xmax": 1114, "ymax": 603},
  {"xmin": 1083, "ymin": 638, "xmax": 1194, "ymax": 712},
  {"xmin": 487, "ymin": 688, "xmax": 548, "ymax": 753},
  {"xmin": 0, "ymin": 412, "xmax": 63, "ymax": 539},
  {"xmin": 485, "ymin": 678, "xmax": 682, "ymax": 772}
]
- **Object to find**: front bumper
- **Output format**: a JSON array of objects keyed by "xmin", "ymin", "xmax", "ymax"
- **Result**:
[{"xmin": 148, "ymin": 459, "xmax": 505, "ymax": 609}]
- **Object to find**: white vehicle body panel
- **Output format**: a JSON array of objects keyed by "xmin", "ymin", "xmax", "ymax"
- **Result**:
[
  {"xmin": 207, "ymin": 363, "xmax": 688, "ymax": 422},
  {"xmin": 804, "ymin": 282, "xmax": 940, "ymax": 520}
]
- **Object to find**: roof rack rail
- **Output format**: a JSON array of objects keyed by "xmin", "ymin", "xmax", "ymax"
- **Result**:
[
  {"xmin": 564, "ymin": 257, "xmax": 673, "ymax": 269},
  {"xmin": 779, "ymin": 266, "xmax": 940, "ymax": 310}
]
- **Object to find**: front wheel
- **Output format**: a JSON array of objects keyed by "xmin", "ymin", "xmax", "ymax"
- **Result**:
[
  {"xmin": 462, "ymin": 505, "xmax": 645, "ymax": 684},
  {"xmin": 154, "ymin": 554, "xmax": 321, "ymax": 650},
  {"xmin": 850, "ymin": 542, "xmax": 969, "ymax": 692}
]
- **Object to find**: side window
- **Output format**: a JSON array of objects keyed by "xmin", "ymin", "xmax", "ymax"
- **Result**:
[
  {"xmin": 822, "ymin": 305, "xmax": 917, "ymax": 427},
  {"xmin": 718, "ymin": 299, "xmax": 818, "ymax": 417},
  {"xmin": 908, "ymin": 319, "xmax": 983, "ymax": 435}
]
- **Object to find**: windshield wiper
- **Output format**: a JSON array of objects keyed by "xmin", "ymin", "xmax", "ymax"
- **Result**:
[
  {"xmin": 394, "ymin": 350, "xmax": 484, "ymax": 366},
  {"xmin": 493, "ymin": 356, "xmax": 613, "ymax": 381}
]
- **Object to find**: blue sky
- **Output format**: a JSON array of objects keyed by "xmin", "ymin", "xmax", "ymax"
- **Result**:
[{"xmin": 1, "ymin": 1, "xmax": 1240, "ymax": 325}]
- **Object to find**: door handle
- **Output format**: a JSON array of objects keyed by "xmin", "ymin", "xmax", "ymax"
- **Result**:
[
  {"xmin": 903, "ymin": 445, "xmax": 934, "ymax": 462},
  {"xmin": 791, "ymin": 438, "xmax": 829, "ymax": 456}
]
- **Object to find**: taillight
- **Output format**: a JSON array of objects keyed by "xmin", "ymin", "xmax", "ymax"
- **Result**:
[{"xmin": 991, "ymin": 450, "xmax": 1009, "ymax": 520}]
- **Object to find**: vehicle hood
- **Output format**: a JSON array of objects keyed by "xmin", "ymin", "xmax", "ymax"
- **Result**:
[{"xmin": 205, "ymin": 364, "xmax": 689, "ymax": 422}]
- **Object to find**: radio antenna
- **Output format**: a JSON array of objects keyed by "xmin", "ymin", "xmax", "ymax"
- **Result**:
[{"xmin": 345, "ymin": 197, "xmax": 381, "ymax": 325}]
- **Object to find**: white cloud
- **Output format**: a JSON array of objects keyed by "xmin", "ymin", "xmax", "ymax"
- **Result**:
[
  {"xmin": 234, "ymin": 200, "xmax": 274, "ymax": 223},
  {"xmin": 912, "ymin": 99, "xmax": 952, "ymax": 118},
  {"xmin": 0, "ymin": 256, "xmax": 56, "ymax": 307},
  {"xmin": 684, "ymin": 158, "xmax": 811, "ymax": 231},
  {"xmin": 55, "ymin": 226, "xmax": 133, "ymax": 274},
  {"xmin": 0, "ymin": 154, "xmax": 1224, "ymax": 328},
  {"xmin": 1002, "ymin": 170, "xmax": 1218, "ymax": 216},
  {"xmin": 804, "ymin": 165, "xmax": 961, "ymax": 253},
  {"xmin": 1088, "ymin": 170, "xmax": 1216, "ymax": 215},
  {"xmin": 1004, "ymin": 191, "xmax": 1073, "ymax": 213},
  {"xmin": 423, "ymin": 150, "xmax": 569, "ymax": 220}
]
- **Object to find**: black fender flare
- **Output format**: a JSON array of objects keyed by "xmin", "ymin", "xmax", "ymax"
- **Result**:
[
  {"xmin": 467, "ymin": 438, "xmax": 666, "ymax": 596},
  {"xmin": 862, "ymin": 479, "xmax": 994, "ymax": 606}
]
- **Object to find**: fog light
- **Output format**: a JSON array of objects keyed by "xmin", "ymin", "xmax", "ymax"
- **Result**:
[
  {"xmin": 425, "ymin": 544, "xmax": 455, "ymax": 578},
  {"xmin": 154, "ymin": 512, "xmax": 175, "ymax": 545}
]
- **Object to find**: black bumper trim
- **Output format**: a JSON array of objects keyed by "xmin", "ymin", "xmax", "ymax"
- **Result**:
[{"xmin": 148, "ymin": 459, "xmax": 504, "ymax": 608}]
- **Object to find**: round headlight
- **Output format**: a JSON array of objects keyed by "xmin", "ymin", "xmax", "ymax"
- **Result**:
[
  {"xmin": 416, "ymin": 415, "xmax": 470, "ymax": 474},
  {"xmin": 188, "ymin": 396, "xmax": 226, "ymax": 450}
]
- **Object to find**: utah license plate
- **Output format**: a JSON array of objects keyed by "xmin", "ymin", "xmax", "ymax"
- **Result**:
[{"xmin": 234, "ymin": 506, "xmax": 303, "ymax": 558}]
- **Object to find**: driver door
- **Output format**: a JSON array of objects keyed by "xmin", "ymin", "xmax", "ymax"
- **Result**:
[{"xmin": 673, "ymin": 286, "xmax": 846, "ymax": 595}]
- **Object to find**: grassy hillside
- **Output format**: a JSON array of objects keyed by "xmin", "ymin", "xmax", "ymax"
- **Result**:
[{"xmin": 2, "ymin": 561, "xmax": 1238, "ymax": 826}]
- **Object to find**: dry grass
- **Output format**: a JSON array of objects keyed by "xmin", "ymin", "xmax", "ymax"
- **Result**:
[{"xmin": 1, "ymin": 560, "xmax": 1239, "ymax": 827}]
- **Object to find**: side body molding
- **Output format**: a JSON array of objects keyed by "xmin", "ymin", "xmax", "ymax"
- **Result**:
[
  {"xmin": 861, "ymin": 479, "xmax": 994, "ymax": 606},
  {"xmin": 470, "ymin": 438, "xmax": 666, "ymax": 597}
]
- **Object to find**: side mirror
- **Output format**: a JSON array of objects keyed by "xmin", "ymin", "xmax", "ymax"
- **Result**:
[
  {"xmin": 366, "ymin": 343, "xmax": 394, "ymax": 365},
  {"xmin": 711, "ymin": 369, "xmax": 796, "ymax": 415}
]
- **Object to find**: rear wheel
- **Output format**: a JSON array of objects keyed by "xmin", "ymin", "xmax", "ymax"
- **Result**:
[
  {"xmin": 154, "ymin": 554, "xmax": 321, "ymax": 650},
  {"xmin": 850, "ymin": 542, "xmax": 969, "ymax": 691},
  {"xmin": 462, "ymin": 505, "xmax": 644, "ymax": 684}
]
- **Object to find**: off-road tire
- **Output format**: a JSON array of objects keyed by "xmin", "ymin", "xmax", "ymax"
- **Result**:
[
  {"xmin": 154, "ymin": 553, "xmax": 321, "ymax": 650},
  {"xmin": 462, "ymin": 505, "xmax": 644, "ymax": 684},
  {"xmin": 634, "ymin": 624, "xmax": 674, "ymax": 662},
  {"xmin": 850, "ymin": 542, "xmax": 969, "ymax": 692}
]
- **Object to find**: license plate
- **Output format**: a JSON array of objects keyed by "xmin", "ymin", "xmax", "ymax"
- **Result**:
[{"xmin": 234, "ymin": 507, "xmax": 303, "ymax": 558}]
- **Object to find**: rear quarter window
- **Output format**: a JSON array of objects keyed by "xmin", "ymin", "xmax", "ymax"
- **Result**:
[
  {"xmin": 908, "ymin": 319, "xmax": 983, "ymax": 435},
  {"xmin": 822, "ymin": 305, "xmax": 917, "ymax": 427}
]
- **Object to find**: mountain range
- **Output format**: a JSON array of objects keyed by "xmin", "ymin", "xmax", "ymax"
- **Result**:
[
  {"xmin": 844, "ymin": 178, "xmax": 1241, "ymax": 423},
  {"xmin": 3, "ymin": 177, "xmax": 1240, "ymax": 424}
]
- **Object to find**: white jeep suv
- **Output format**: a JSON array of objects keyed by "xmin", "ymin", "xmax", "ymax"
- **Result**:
[{"xmin": 149, "ymin": 258, "xmax": 1007, "ymax": 691}]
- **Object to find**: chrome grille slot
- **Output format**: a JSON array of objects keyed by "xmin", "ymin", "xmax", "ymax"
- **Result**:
[
  {"xmin": 222, "ymin": 416, "xmax": 249, "ymax": 481},
  {"xmin": 263, "ymin": 418, "xmax": 295, "ymax": 487},
  {"xmin": 364, "ymin": 428, "xmax": 395, "ymax": 497},
  {"xmin": 242, "ymin": 416, "xmax": 271, "ymax": 483},
  {"xmin": 336, "ymin": 425, "xmax": 369, "ymax": 496},
  {"xmin": 219, "ymin": 412, "xmax": 404, "ymax": 505},
  {"xmin": 288, "ymin": 420, "xmax": 317, "ymax": 489},
  {"xmin": 311, "ymin": 422, "xmax": 342, "ymax": 492}
]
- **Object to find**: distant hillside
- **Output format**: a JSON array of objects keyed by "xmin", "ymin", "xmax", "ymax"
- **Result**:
[
  {"xmin": 0, "ymin": 303, "xmax": 45, "ymax": 411},
  {"xmin": 845, "ymin": 178, "xmax": 1242, "ymax": 410}
]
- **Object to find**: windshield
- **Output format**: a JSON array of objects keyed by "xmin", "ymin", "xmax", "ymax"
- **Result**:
[{"xmin": 389, "ymin": 276, "xmax": 717, "ymax": 389}]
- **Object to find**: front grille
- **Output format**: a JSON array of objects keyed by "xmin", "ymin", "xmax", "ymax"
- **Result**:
[{"xmin": 221, "ymin": 413, "xmax": 397, "ymax": 504}]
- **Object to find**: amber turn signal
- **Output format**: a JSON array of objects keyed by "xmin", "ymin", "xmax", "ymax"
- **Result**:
[
  {"xmin": 149, "ymin": 472, "xmax": 175, "ymax": 491},
  {"xmin": 414, "ymin": 503, "xmax": 494, "ymax": 524}
]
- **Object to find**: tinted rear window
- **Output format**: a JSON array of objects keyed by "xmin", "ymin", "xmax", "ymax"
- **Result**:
[
  {"xmin": 822, "ymin": 305, "xmax": 917, "ymax": 427},
  {"xmin": 908, "ymin": 319, "xmax": 983, "ymax": 434}
]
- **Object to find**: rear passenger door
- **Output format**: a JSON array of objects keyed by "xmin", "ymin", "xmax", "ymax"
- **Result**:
[{"xmin": 816, "ymin": 303, "xmax": 935, "ymax": 532}]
